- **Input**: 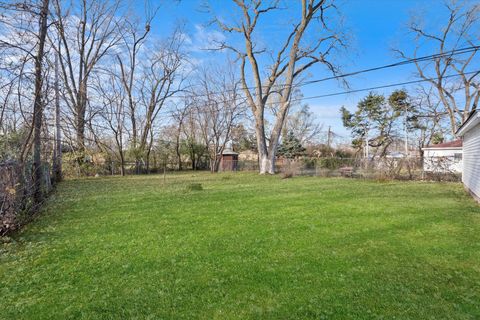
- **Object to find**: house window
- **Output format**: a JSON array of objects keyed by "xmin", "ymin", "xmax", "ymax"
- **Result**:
[{"xmin": 454, "ymin": 153, "xmax": 462, "ymax": 161}]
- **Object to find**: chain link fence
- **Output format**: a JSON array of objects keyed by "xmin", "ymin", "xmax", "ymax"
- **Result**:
[
  {"xmin": 273, "ymin": 157, "xmax": 461, "ymax": 181},
  {"xmin": 216, "ymin": 156, "xmax": 462, "ymax": 182},
  {"xmin": 60, "ymin": 156, "xmax": 462, "ymax": 182},
  {"xmin": 0, "ymin": 161, "xmax": 52, "ymax": 235}
]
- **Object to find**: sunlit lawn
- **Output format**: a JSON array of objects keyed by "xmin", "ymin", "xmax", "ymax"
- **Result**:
[{"xmin": 1, "ymin": 172, "xmax": 479, "ymax": 319}]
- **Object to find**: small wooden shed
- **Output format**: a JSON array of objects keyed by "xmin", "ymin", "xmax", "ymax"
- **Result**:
[{"xmin": 220, "ymin": 149, "xmax": 239, "ymax": 171}]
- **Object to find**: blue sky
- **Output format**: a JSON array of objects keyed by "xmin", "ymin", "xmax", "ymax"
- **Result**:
[{"xmin": 143, "ymin": 0, "xmax": 454, "ymax": 138}]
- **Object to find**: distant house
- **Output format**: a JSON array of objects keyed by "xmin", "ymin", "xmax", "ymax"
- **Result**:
[
  {"xmin": 457, "ymin": 109, "xmax": 480, "ymax": 202},
  {"xmin": 422, "ymin": 140, "xmax": 463, "ymax": 173},
  {"xmin": 386, "ymin": 152, "xmax": 406, "ymax": 159}
]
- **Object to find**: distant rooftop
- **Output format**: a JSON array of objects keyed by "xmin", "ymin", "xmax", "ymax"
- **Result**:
[{"xmin": 424, "ymin": 139, "xmax": 463, "ymax": 149}]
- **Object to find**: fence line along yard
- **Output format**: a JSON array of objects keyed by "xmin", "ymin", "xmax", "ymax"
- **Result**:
[
  {"xmin": 60, "ymin": 156, "xmax": 462, "ymax": 182},
  {"xmin": 0, "ymin": 161, "xmax": 53, "ymax": 236}
]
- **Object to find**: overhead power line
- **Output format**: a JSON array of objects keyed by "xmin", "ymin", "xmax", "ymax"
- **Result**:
[
  {"xmin": 287, "ymin": 70, "xmax": 480, "ymax": 103},
  {"xmin": 176, "ymin": 45, "xmax": 480, "ymax": 99},
  {"xmin": 297, "ymin": 46, "xmax": 480, "ymax": 88}
]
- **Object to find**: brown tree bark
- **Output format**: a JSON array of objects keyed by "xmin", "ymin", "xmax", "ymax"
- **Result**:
[
  {"xmin": 32, "ymin": 0, "xmax": 50, "ymax": 204},
  {"xmin": 215, "ymin": 0, "xmax": 345, "ymax": 174}
]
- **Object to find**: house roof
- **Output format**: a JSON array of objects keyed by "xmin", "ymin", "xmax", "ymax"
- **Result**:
[
  {"xmin": 456, "ymin": 109, "xmax": 479, "ymax": 137},
  {"xmin": 424, "ymin": 139, "xmax": 463, "ymax": 149}
]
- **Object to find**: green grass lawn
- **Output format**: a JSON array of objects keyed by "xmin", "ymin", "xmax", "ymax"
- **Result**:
[{"xmin": 1, "ymin": 173, "xmax": 480, "ymax": 319}]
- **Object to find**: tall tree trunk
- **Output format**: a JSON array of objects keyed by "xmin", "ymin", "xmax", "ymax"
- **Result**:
[
  {"xmin": 176, "ymin": 144, "xmax": 182, "ymax": 170},
  {"xmin": 52, "ymin": 43, "xmax": 62, "ymax": 182},
  {"xmin": 76, "ymin": 82, "xmax": 87, "ymax": 151},
  {"xmin": 265, "ymin": 113, "xmax": 289, "ymax": 174},
  {"xmin": 32, "ymin": 0, "xmax": 50, "ymax": 204},
  {"xmin": 191, "ymin": 150, "xmax": 196, "ymax": 170},
  {"xmin": 119, "ymin": 151, "xmax": 125, "ymax": 176},
  {"xmin": 254, "ymin": 113, "xmax": 272, "ymax": 174}
]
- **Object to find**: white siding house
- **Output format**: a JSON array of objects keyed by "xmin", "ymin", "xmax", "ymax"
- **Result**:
[
  {"xmin": 457, "ymin": 110, "xmax": 480, "ymax": 202},
  {"xmin": 422, "ymin": 140, "xmax": 463, "ymax": 173}
]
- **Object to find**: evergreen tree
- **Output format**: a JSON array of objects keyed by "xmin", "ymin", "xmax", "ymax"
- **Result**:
[
  {"xmin": 277, "ymin": 131, "xmax": 306, "ymax": 159},
  {"xmin": 341, "ymin": 90, "xmax": 418, "ymax": 157}
]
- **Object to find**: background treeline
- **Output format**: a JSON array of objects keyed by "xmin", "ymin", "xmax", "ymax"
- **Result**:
[{"xmin": 0, "ymin": 0, "xmax": 479, "ymax": 182}]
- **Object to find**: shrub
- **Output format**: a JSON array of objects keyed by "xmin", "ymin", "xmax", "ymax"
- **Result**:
[
  {"xmin": 302, "ymin": 158, "xmax": 317, "ymax": 169},
  {"xmin": 318, "ymin": 157, "xmax": 354, "ymax": 170},
  {"xmin": 279, "ymin": 159, "xmax": 302, "ymax": 178}
]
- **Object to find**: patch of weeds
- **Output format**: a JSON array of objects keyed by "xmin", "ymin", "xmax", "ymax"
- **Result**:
[
  {"xmin": 281, "ymin": 172, "xmax": 293, "ymax": 179},
  {"xmin": 221, "ymin": 175, "xmax": 232, "ymax": 180},
  {"xmin": 375, "ymin": 177, "xmax": 392, "ymax": 183},
  {"xmin": 186, "ymin": 183, "xmax": 203, "ymax": 191},
  {"xmin": 0, "ymin": 236, "xmax": 12, "ymax": 244}
]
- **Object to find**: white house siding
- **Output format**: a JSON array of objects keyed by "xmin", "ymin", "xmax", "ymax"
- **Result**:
[
  {"xmin": 462, "ymin": 123, "xmax": 480, "ymax": 200},
  {"xmin": 423, "ymin": 148, "xmax": 463, "ymax": 173}
]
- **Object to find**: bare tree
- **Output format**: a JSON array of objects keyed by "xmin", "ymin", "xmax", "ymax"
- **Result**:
[
  {"xmin": 214, "ymin": 0, "xmax": 346, "ymax": 174},
  {"xmin": 94, "ymin": 73, "xmax": 127, "ymax": 175},
  {"xmin": 412, "ymin": 85, "xmax": 450, "ymax": 157},
  {"xmin": 283, "ymin": 104, "xmax": 323, "ymax": 146},
  {"xmin": 170, "ymin": 101, "xmax": 191, "ymax": 170},
  {"xmin": 193, "ymin": 64, "xmax": 246, "ymax": 172},
  {"xmin": 53, "ymin": 0, "xmax": 124, "ymax": 151},
  {"xmin": 0, "ymin": 2, "xmax": 41, "ymax": 164},
  {"xmin": 182, "ymin": 107, "xmax": 206, "ymax": 170},
  {"xmin": 0, "ymin": 0, "xmax": 51, "ymax": 202},
  {"xmin": 134, "ymin": 30, "xmax": 187, "ymax": 171},
  {"xmin": 115, "ymin": 11, "xmax": 157, "ymax": 155},
  {"xmin": 395, "ymin": 0, "xmax": 480, "ymax": 135}
]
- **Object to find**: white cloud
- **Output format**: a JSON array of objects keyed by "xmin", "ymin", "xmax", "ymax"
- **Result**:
[{"xmin": 189, "ymin": 24, "xmax": 226, "ymax": 52}]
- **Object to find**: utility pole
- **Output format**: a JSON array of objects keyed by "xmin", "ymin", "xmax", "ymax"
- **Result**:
[
  {"xmin": 364, "ymin": 128, "xmax": 369, "ymax": 159},
  {"xmin": 404, "ymin": 105, "xmax": 409, "ymax": 157},
  {"xmin": 53, "ymin": 39, "xmax": 62, "ymax": 182},
  {"xmin": 327, "ymin": 126, "xmax": 332, "ymax": 149}
]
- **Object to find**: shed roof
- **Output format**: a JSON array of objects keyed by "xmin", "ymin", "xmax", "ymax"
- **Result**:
[
  {"xmin": 221, "ymin": 149, "xmax": 238, "ymax": 155},
  {"xmin": 424, "ymin": 139, "xmax": 463, "ymax": 149}
]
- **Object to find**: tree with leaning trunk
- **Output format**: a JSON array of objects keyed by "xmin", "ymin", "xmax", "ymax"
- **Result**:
[{"xmin": 214, "ymin": 0, "xmax": 346, "ymax": 174}]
